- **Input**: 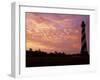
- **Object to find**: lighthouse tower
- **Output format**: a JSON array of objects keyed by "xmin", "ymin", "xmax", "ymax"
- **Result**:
[{"xmin": 80, "ymin": 21, "xmax": 88, "ymax": 55}]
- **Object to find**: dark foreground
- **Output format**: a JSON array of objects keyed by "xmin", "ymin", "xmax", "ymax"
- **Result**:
[{"xmin": 26, "ymin": 54, "xmax": 89, "ymax": 67}]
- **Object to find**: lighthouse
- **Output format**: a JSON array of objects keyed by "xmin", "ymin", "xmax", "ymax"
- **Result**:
[{"xmin": 80, "ymin": 21, "xmax": 88, "ymax": 55}]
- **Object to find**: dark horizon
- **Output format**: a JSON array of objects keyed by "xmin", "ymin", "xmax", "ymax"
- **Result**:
[
  {"xmin": 26, "ymin": 48, "xmax": 89, "ymax": 67},
  {"xmin": 26, "ymin": 48, "xmax": 89, "ymax": 55}
]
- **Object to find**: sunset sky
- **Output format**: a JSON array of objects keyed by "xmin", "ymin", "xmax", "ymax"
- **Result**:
[{"xmin": 26, "ymin": 12, "xmax": 89, "ymax": 54}]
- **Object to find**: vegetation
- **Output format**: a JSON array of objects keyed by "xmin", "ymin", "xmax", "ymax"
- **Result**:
[{"xmin": 26, "ymin": 48, "xmax": 89, "ymax": 67}]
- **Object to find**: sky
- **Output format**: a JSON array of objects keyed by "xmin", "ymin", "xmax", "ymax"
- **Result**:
[{"xmin": 26, "ymin": 12, "xmax": 89, "ymax": 54}]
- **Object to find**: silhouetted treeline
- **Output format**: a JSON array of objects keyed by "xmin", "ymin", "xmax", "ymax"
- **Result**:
[
  {"xmin": 26, "ymin": 48, "xmax": 86, "ymax": 57},
  {"xmin": 26, "ymin": 48, "xmax": 89, "ymax": 67}
]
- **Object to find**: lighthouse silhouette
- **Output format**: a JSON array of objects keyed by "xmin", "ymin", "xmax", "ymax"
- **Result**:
[{"xmin": 80, "ymin": 21, "xmax": 88, "ymax": 55}]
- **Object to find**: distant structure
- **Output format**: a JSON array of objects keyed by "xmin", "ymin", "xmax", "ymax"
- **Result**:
[
  {"xmin": 29, "ymin": 48, "xmax": 33, "ymax": 53},
  {"xmin": 80, "ymin": 21, "xmax": 88, "ymax": 55}
]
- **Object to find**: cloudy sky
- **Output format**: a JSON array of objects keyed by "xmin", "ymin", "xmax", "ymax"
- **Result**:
[{"xmin": 26, "ymin": 12, "xmax": 89, "ymax": 54}]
